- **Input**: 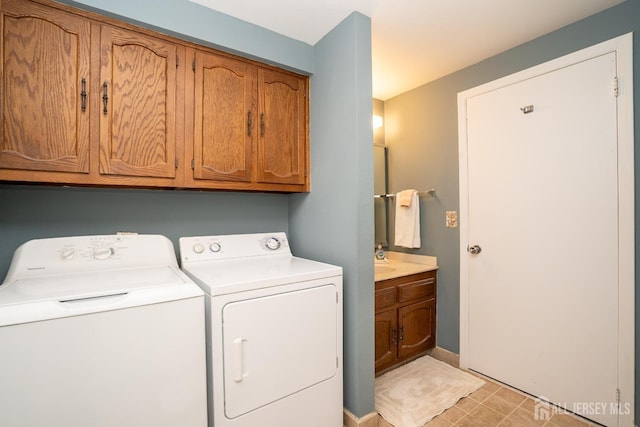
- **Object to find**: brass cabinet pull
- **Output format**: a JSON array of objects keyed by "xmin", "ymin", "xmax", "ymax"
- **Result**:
[
  {"xmin": 102, "ymin": 81, "xmax": 108, "ymax": 115},
  {"xmin": 80, "ymin": 78, "xmax": 87, "ymax": 112},
  {"xmin": 260, "ymin": 113, "xmax": 265, "ymax": 136},
  {"xmin": 392, "ymin": 328, "xmax": 397, "ymax": 345},
  {"xmin": 399, "ymin": 326, "xmax": 404, "ymax": 342},
  {"xmin": 247, "ymin": 111, "xmax": 253, "ymax": 136}
]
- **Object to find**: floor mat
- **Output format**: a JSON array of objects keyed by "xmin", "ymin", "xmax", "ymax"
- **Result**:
[{"xmin": 375, "ymin": 356, "xmax": 485, "ymax": 427}]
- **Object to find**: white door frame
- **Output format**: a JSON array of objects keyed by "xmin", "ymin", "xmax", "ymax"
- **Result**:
[{"xmin": 458, "ymin": 33, "xmax": 634, "ymax": 425}]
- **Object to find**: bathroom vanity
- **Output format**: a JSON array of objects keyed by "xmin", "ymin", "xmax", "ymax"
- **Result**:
[{"xmin": 374, "ymin": 254, "xmax": 437, "ymax": 375}]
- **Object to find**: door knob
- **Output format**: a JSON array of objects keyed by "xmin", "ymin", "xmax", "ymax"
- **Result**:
[{"xmin": 467, "ymin": 245, "xmax": 482, "ymax": 255}]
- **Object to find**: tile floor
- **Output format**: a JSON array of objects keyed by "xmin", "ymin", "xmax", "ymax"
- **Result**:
[{"xmin": 377, "ymin": 373, "xmax": 600, "ymax": 427}]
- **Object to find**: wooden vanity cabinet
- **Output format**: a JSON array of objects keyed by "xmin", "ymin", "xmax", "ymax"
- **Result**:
[{"xmin": 375, "ymin": 270, "xmax": 437, "ymax": 375}]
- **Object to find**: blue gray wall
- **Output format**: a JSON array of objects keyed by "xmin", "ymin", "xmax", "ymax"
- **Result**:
[
  {"xmin": 289, "ymin": 12, "xmax": 374, "ymax": 417},
  {"xmin": 383, "ymin": 0, "xmax": 639, "ymax": 419},
  {"xmin": 0, "ymin": 185, "xmax": 289, "ymax": 274},
  {"xmin": 0, "ymin": 0, "xmax": 375, "ymax": 419}
]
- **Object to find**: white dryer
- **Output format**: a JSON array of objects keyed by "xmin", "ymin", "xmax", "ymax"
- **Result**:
[
  {"xmin": 179, "ymin": 232, "xmax": 343, "ymax": 427},
  {"xmin": 0, "ymin": 234, "xmax": 207, "ymax": 427}
]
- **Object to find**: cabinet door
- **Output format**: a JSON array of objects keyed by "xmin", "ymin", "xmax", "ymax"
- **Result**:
[
  {"xmin": 398, "ymin": 299, "xmax": 435, "ymax": 360},
  {"xmin": 257, "ymin": 68, "xmax": 307, "ymax": 186},
  {"xmin": 193, "ymin": 51, "xmax": 255, "ymax": 182},
  {"xmin": 375, "ymin": 309, "xmax": 397, "ymax": 373},
  {"xmin": 1, "ymin": 0, "xmax": 89, "ymax": 173},
  {"xmin": 99, "ymin": 25, "xmax": 176, "ymax": 178}
]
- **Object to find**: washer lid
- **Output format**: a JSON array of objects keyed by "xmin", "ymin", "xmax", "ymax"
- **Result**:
[
  {"xmin": 0, "ymin": 265, "xmax": 195, "ymax": 307},
  {"xmin": 182, "ymin": 255, "xmax": 342, "ymax": 296}
]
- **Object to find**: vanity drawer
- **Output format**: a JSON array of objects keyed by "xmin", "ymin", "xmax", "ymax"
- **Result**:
[
  {"xmin": 375, "ymin": 287, "xmax": 396, "ymax": 311},
  {"xmin": 397, "ymin": 275, "xmax": 435, "ymax": 303}
]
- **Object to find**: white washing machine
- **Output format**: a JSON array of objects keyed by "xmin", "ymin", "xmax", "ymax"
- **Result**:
[
  {"xmin": 179, "ymin": 232, "xmax": 343, "ymax": 427},
  {"xmin": 0, "ymin": 234, "xmax": 207, "ymax": 427}
]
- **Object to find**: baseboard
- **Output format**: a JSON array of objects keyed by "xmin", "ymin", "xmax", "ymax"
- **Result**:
[
  {"xmin": 343, "ymin": 408, "xmax": 378, "ymax": 427},
  {"xmin": 429, "ymin": 346, "xmax": 460, "ymax": 368}
]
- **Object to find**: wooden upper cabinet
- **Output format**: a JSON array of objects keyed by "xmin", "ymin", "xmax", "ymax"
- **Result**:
[
  {"xmin": 257, "ymin": 68, "xmax": 307, "ymax": 186},
  {"xmin": 0, "ymin": 0, "xmax": 90, "ymax": 173},
  {"xmin": 193, "ymin": 51, "xmax": 255, "ymax": 182},
  {"xmin": 0, "ymin": 0, "xmax": 309, "ymax": 192},
  {"xmin": 99, "ymin": 25, "xmax": 177, "ymax": 179}
]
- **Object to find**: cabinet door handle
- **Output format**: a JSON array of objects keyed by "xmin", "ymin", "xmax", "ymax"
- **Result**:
[
  {"xmin": 247, "ymin": 111, "xmax": 253, "ymax": 136},
  {"xmin": 392, "ymin": 328, "xmax": 397, "ymax": 345},
  {"xmin": 102, "ymin": 81, "xmax": 109, "ymax": 115},
  {"xmin": 260, "ymin": 113, "xmax": 265, "ymax": 136},
  {"xmin": 399, "ymin": 326, "xmax": 404, "ymax": 342},
  {"xmin": 80, "ymin": 78, "xmax": 87, "ymax": 112}
]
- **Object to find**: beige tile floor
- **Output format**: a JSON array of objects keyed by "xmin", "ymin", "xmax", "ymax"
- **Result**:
[{"xmin": 377, "ymin": 373, "xmax": 600, "ymax": 427}]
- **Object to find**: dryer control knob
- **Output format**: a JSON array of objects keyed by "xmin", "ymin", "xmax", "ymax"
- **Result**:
[
  {"xmin": 92, "ymin": 247, "xmax": 114, "ymax": 260},
  {"xmin": 193, "ymin": 243, "xmax": 205, "ymax": 254},
  {"xmin": 265, "ymin": 237, "xmax": 281, "ymax": 250},
  {"xmin": 210, "ymin": 242, "xmax": 221, "ymax": 253}
]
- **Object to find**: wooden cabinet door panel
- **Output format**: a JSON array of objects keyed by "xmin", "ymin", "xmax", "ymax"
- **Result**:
[
  {"xmin": 398, "ymin": 299, "xmax": 435, "ymax": 360},
  {"xmin": 1, "ymin": 0, "xmax": 89, "ymax": 173},
  {"xmin": 99, "ymin": 25, "xmax": 176, "ymax": 178},
  {"xmin": 375, "ymin": 309, "xmax": 397, "ymax": 372},
  {"xmin": 193, "ymin": 52, "xmax": 254, "ymax": 182},
  {"xmin": 257, "ymin": 68, "xmax": 306, "ymax": 185}
]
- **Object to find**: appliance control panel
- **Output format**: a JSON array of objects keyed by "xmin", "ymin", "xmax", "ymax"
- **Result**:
[
  {"xmin": 3, "ymin": 234, "xmax": 178, "ymax": 280},
  {"xmin": 179, "ymin": 232, "xmax": 291, "ymax": 263}
]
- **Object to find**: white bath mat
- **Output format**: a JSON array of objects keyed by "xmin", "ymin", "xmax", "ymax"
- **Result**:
[{"xmin": 375, "ymin": 356, "xmax": 485, "ymax": 427}]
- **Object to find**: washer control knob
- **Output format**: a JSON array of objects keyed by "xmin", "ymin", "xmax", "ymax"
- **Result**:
[
  {"xmin": 265, "ymin": 237, "xmax": 281, "ymax": 250},
  {"xmin": 61, "ymin": 249, "xmax": 76, "ymax": 260},
  {"xmin": 193, "ymin": 243, "xmax": 205, "ymax": 254},
  {"xmin": 92, "ymin": 247, "xmax": 114, "ymax": 260},
  {"xmin": 209, "ymin": 242, "xmax": 221, "ymax": 253}
]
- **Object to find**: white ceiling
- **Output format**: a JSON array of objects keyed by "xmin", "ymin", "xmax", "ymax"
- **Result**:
[{"xmin": 190, "ymin": 0, "xmax": 624, "ymax": 100}]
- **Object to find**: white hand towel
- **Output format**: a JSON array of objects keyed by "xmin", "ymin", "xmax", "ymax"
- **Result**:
[
  {"xmin": 397, "ymin": 189, "xmax": 415, "ymax": 207},
  {"xmin": 394, "ymin": 190, "xmax": 421, "ymax": 248}
]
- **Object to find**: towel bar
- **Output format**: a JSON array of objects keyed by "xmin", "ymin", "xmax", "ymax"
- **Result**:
[{"xmin": 374, "ymin": 189, "xmax": 436, "ymax": 199}]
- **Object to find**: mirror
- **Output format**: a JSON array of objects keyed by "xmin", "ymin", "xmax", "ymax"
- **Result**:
[{"xmin": 374, "ymin": 145, "xmax": 388, "ymax": 247}]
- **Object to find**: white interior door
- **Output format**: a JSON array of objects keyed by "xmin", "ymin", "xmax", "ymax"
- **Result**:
[{"xmin": 458, "ymin": 35, "xmax": 634, "ymax": 427}]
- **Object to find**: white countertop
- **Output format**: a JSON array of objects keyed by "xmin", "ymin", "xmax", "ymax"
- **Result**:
[{"xmin": 374, "ymin": 251, "xmax": 438, "ymax": 281}]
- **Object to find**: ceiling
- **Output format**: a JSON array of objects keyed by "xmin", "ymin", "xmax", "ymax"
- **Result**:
[{"xmin": 190, "ymin": 0, "xmax": 624, "ymax": 100}]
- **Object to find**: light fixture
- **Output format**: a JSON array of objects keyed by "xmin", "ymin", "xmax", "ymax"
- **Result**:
[{"xmin": 373, "ymin": 115, "xmax": 383, "ymax": 129}]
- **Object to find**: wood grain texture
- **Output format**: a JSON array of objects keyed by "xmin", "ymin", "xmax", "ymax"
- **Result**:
[
  {"xmin": 99, "ymin": 25, "xmax": 176, "ymax": 178},
  {"xmin": 193, "ymin": 51, "xmax": 254, "ymax": 182},
  {"xmin": 375, "ymin": 309, "xmax": 398, "ymax": 372},
  {"xmin": 1, "ymin": 0, "xmax": 309, "ymax": 192},
  {"xmin": 257, "ymin": 68, "xmax": 307, "ymax": 185},
  {"xmin": 0, "ymin": 0, "xmax": 89, "ymax": 172},
  {"xmin": 375, "ymin": 270, "xmax": 437, "ymax": 375}
]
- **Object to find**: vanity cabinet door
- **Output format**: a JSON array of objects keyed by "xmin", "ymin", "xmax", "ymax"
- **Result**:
[
  {"xmin": 397, "ymin": 299, "xmax": 435, "ymax": 360},
  {"xmin": 0, "ymin": 0, "xmax": 90, "ymax": 175},
  {"xmin": 99, "ymin": 25, "xmax": 178, "ymax": 180},
  {"xmin": 375, "ymin": 309, "xmax": 398, "ymax": 372}
]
